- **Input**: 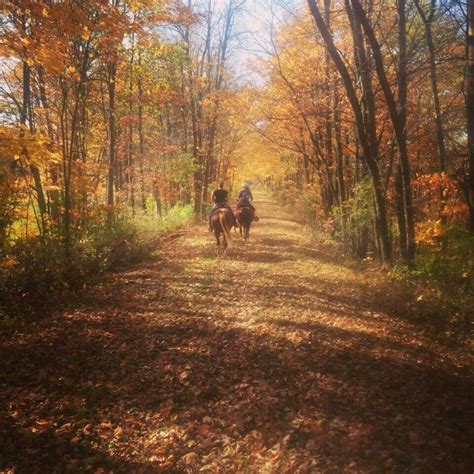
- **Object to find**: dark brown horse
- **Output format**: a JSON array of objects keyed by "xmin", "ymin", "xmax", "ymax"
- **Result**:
[
  {"xmin": 210, "ymin": 207, "xmax": 234, "ymax": 251},
  {"xmin": 235, "ymin": 205, "xmax": 255, "ymax": 240}
]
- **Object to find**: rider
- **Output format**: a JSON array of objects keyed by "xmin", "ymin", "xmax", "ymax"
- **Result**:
[
  {"xmin": 209, "ymin": 182, "xmax": 238, "ymax": 231},
  {"xmin": 237, "ymin": 183, "xmax": 258, "ymax": 221}
]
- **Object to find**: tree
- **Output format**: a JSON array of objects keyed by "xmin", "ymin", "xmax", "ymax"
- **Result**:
[
  {"xmin": 307, "ymin": 0, "xmax": 393, "ymax": 260},
  {"xmin": 467, "ymin": 0, "xmax": 474, "ymax": 231}
]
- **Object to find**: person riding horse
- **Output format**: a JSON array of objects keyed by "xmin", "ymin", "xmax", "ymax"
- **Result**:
[
  {"xmin": 209, "ymin": 182, "xmax": 238, "ymax": 231},
  {"xmin": 237, "ymin": 183, "xmax": 258, "ymax": 221}
]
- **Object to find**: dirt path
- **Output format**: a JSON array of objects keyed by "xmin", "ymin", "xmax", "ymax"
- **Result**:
[{"xmin": 1, "ymin": 193, "xmax": 472, "ymax": 472}]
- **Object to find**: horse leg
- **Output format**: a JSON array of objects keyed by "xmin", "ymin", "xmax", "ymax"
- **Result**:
[{"xmin": 223, "ymin": 233, "xmax": 228, "ymax": 252}]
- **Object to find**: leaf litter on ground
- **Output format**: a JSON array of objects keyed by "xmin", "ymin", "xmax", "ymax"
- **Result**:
[{"xmin": 0, "ymin": 195, "xmax": 472, "ymax": 472}]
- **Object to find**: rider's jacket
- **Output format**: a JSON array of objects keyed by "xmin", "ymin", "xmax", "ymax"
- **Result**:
[
  {"xmin": 238, "ymin": 189, "xmax": 252, "ymax": 204},
  {"xmin": 212, "ymin": 188, "xmax": 228, "ymax": 203}
]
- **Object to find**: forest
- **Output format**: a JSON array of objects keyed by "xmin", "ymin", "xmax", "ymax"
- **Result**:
[
  {"xmin": 1, "ymin": 0, "xmax": 250, "ymax": 314},
  {"xmin": 1, "ymin": 0, "xmax": 473, "ymax": 315},
  {"xmin": 0, "ymin": 0, "xmax": 473, "ymax": 471}
]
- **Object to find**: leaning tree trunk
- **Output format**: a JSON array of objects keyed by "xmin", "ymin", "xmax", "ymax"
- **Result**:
[
  {"xmin": 307, "ymin": 0, "xmax": 392, "ymax": 261},
  {"xmin": 351, "ymin": 0, "xmax": 415, "ymax": 261}
]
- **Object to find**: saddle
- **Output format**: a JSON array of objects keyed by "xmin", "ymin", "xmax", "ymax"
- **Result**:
[
  {"xmin": 215, "ymin": 202, "xmax": 228, "ymax": 209},
  {"xmin": 211, "ymin": 203, "xmax": 230, "ymax": 215},
  {"xmin": 237, "ymin": 199, "xmax": 252, "ymax": 209}
]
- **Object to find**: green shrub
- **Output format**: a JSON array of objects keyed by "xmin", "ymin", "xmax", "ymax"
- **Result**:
[
  {"xmin": 390, "ymin": 225, "xmax": 474, "ymax": 321},
  {"xmin": 331, "ymin": 178, "xmax": 375, "ymax": 256}
]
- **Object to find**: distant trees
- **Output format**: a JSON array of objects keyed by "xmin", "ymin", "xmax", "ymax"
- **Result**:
[
  {"xmin": 178, "ymin": 0, "xmax": 245, "ymax": 215},
  {"xmin": 0, "ymin": 0, "xmax": 252, "ymax": 316},
  {"xmin": 256, "ymin": 0, "xmax": 468, "ymax": 262},
  {"xmin": 0, "ymin": 0, "xmax": 246, "ymax": 250}
]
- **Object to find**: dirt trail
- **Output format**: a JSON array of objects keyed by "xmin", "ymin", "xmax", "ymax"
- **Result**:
[{"xmin": 1, "ymin": 193, "xmax": 472, "ymax": 472}]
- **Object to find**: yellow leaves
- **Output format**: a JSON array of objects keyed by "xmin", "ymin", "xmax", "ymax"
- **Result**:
[
  {"xmin": 81, "ymin": 26, "xmax": 91, "ymax": 41},
  {"xmin": 154, "ymin": 42, "xmax": 175, "ymax": 57},
  {"xmin": 0, "ymin": 126, "xmax": 59, "ymax": 172},
  {"xmin": 49, "ymin": 152, "xmax": 62, "ymax": 164},
  {"xmin": 66, "ymin": 65, "xmax": 81, "ymax": 82},
  {"xmin": 416, "ymin": 219, "xmax": 444, "ymax": 248},
  {"xmin": 414, "ymin": 172, "xmax": 468, "ymax": 227},
  {"xmin": 129, "ymin": 0, "xmax": 142, "ymax": 13}
]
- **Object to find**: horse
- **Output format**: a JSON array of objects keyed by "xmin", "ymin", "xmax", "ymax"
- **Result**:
[
  {"xmin": 210, "ymin": 207, "xmax": 234, "ymax": 252},
  {"xmin": 235, "ymin": 205, "xmax": 255, "ymax": 240}
]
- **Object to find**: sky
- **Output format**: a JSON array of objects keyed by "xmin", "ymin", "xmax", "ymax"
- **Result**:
[{"xmin": 221, "ymin": 0, "xmax": 303, "ymax": 84}]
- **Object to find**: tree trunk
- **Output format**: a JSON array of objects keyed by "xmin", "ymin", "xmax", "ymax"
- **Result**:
[
  {"xmin": 413, "ymin": 0, "xmax": 448, "ymax": 245},
  {"xmin": 201, "ymin": 154, "xmax": 211, "ymax": 216},
  {"xmin": 137, "ymin": 50, "xmax": 147, "ymax": 211},
  {"xmin": 107, "ymin": 60, "xmax": 117, "ymax": 226},
  {"xmin": 37, "ymin": 66, "xmax": 61, "ymax": 224},
  {"xmin": 128, "ymin": 33, "xmax": 135, "ymax": 214},
  {"xmin": 395, "ymin": 164, "xmax": 408, "ymax": 259},
  {"xmin": 323, "ymin": 0, "xmax": 335, "ymax": 205},
  {"xmin": 307, "ymin": 0, "xmax": 392, "ymax": 260},
  {"xmin": 346, "ymin": 0, "xmax": 378, "ymax": 158},
  {"xmin": 351, "ymin": 0, "xmax": 415, "ymax": 261},
  {"xmin": 21, "ymin": 61, "xmax": 48, "ymax": 235},
  {"xmin": 467, "ymin": 0, "xmax": 474, "ymax": 231},
  {"xmin": 334, "ymin": 87, "xmax": 346, "ymax": 205},
  {"xmin": 414, "ymin": 0, "xmax": 446, "ymax": 173},
  {"xmin": 397, "ymin": 0, "xmax": 416, "ymax": 260}
]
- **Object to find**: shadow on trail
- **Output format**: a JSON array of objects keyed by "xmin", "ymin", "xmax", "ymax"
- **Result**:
[
  {"xmin": 1, "ymin": 195, "xmax": 472, "ymax": 471},
  {"xmin": 230, "ymin": 247, "xmax": 292, "ymax": 264},
  {"xmin": 228, "ymin": 234, "xmax": 341, "ymax": 266},
  {"xmin": 0, "ymin": 280, "xmax": 471, "ymax": 472}
]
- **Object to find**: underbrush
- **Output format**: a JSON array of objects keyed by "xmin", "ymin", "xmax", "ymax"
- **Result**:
[
  {"xmin": 270, "ymin": 187, "xmax": 473, "ymax": 328},
  {"xmin": 390, "ymin": 226, "xmax": 474, "ymax": 326},
  {"xmin": 0, "ymin": 204, "xmax": 193, "ymax": 320}
]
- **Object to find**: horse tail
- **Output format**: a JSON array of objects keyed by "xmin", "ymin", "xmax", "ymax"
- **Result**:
[{"xmin": 219, "ymin": 211, "xmax": 232, "ymax": 247}]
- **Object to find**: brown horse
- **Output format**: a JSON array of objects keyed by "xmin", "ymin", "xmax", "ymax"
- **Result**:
[
  {"xmin": 235, "ymin": 205, "xmax": 255, "ymax": 240},
  {"xmin": 210, "ymin": 207, "xmax": 234, "ymax": 251}
]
